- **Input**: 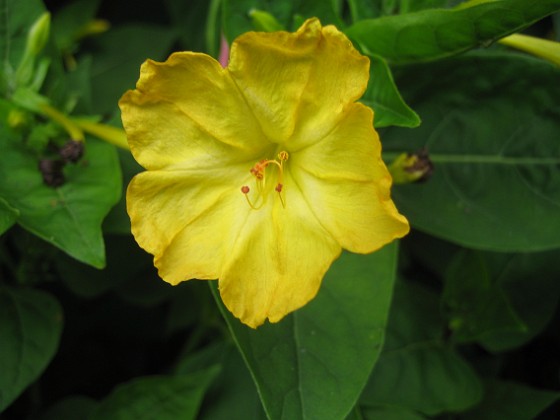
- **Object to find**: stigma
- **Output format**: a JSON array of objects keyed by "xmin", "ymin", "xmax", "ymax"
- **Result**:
[{"xmin": 241, "ymin": 151, "xmax": 289, "ymax": 210}]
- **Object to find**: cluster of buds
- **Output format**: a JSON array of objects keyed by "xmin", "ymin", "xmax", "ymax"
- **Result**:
[{"xmin": 38, "ymin": 140, "xmax": 84, "ymax": 188}]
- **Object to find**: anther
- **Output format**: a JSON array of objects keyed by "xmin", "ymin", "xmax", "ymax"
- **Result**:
[
  {"xmin": 241, "ymin": 185, "xmax": 250, "ymax": 194},
  {"xmin": 278, "ymin": 151, "xmax": 289, "ymax": 161},
  {"xmin": 275, "ymin": 183, "xmax": 283, "ymax": 192}
]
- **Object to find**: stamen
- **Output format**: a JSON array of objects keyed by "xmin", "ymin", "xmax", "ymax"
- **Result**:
[
  {"xmin": 241, "ymin": 185, "xmax": 263, "ymax": 210},
  {"xmin": 241, "ymin": 150, "xmax": 289, "ymax": 210}
]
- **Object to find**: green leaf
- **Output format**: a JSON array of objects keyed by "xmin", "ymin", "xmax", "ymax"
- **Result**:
[
  {"xmin": 361, "ymin": 280, "xmax": 483, "ymax": 415},
  {"xmin": 0, "ymin": 287, "xmax": 63, "ymax": 412},
  {"xmin": 478, "ymin": 249, "xmax": 560, "ymax": 352},
  {"xmin": 0, "ymin": 0, "xmax": 45, "ymax": 74},
  {"xmin": 54, "ymin": 234, "xmax": 159, "ymax": 299},
  {"xmin": 102, "ymin": 148, "xmax": 142, "ymax": 235},
  {"xmin": 360, "ymin": 404, "xmax": 427, "ymax": 420},
  {"xmin": 89, "ymin": 368, "xmax": 220, "ymax": 420},
  {"xmin": 51, "ymin": 0, "xmax": 101, "ymax": 52},
  {"xmin": 90, "ymin": 24, "xmax": 176, "ymax": 115},
  {"xmin": 346, "ymin": 0, "xmax": 560, "ymax": 63},
  {"xmin": 361, "ymin": 54, "xmax": 420, "ymax": 128},
  {"xmin": 346, "ymin": 0, "xmax": 386, "ymax": 21},
  {"xmin": 163, "ymin": 0, "xmax": 215, "ymax": 53},
  {"xmin": 40, "ymin": 396, "xmax": 98, "ymax": 420},
  {"xmin": 384, "ymin": 52, "xmax": 560, "ymax": 251},
  {"xmin": 462, "ymin": 380, "xmax": 560, "ymax": 420},
  {"xmin": 222, "ymin": 0, "xmax": 342, "ymax": 42},
  {"xmin": 0, "ymin": 108, "xmax": 122, "ymax": 267},
  {"xmin": 442, "ymin": 250, "xmax": 526, "ymax": 343},
  {"xmin": 183, "ymin": 344, "xmax": 267, "ymax": 420},
  {"xmin": 211, "ymin": 245, "xmax": 399, "ymax": 420},
  {"xmin": 0, "ymin": 196, "xmax": 18, "ymax": 235}
]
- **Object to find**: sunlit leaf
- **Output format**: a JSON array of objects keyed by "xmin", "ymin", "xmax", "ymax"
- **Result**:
[
  {"xmin": 346, "ymin": 0, "xmax": 560, "ymax": 63},
  {"xmin": 361, "ymin": 54, "xmax": 420, "ymax": 128},
  {"xmin": 0, "ymin": 106, "xmax": 122, "ymax": 267}
]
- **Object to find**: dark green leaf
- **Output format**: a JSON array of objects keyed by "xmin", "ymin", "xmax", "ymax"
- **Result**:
[
  {"xmin": 40, "ymin": 396, "xmax": 98, "ymax": 420},
  {"xmin": 89, "ymin": 368, "xmax": 220, "ymax": 420},
  {"xmin": 361, "ymin": 280, "xmax": 482, "ymax": 415},
  {"xmin": 0, "ymin": 287, "xmax": 63, "ymax": 411},
  {"xmin": 51, "ymin": 0, "xmax": 101, "ymax": 52},
  {"xmin": 346, "ymin": 0, "xmax": 560, "ymax": 63},
  {"xmin": 0, "ymin": 107, "xmax": 122, "ymax": 267},
  {"xmin": 442, "ymin": 250, "xmax": 526, "ymax": 343},
  {"xmin": 184, "ymin": 344, "xmax": 267, "ymax": 420},
  {"xmin": 399, "ymin": 0, "xmax": 458, "ymax": 13},
  {"xmin": 90, "ymin": 24, "xmax": 176, "ymax": 115},
  {"xmin": 212, "ymin": 245, "xmax": 399, "ymax": 420},
  {"xmin": 54, "ymin": 234, "xmax": 158, "ymax": 299},
  {"xmin": 346, "ymin": 0, "xmax": 385, "ymax": 21},
  {"xmin": 163, "ymin": 0, "xmax": 214, "ymax": 53},
  {"xmin": 384, "ymin": 52, "xmax": 560, "ymax": 251},
  {"xmin": 462, "ymin": 380, "xmax": 560, "ymax": 420},
  {"xmin": 0, "ymin": 196, "xmax": 18, "ymax": 235},
  {"xmin": 361, "ymin": 54, "xmax": 420, "ymax": 128},
  {"xmin": 478, "ymin": 249, "xmax": 560, "ymax": 352},
  {"xmin": 360, "ymin": 404, "xmax": 427, "ymax": 420}
]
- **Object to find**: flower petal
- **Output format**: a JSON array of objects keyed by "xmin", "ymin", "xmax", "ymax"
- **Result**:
[
  {"xmin": 127, "ymin": 165, "xmax": 248, "ymax": 274},
  {"xmin": 218, "ymin": 188, "xmax": 341, "ymax": 328},
  {"xmin": 228, "ymin": 18, "xmax": 369, "ymax": 147},
  {"xmin": 119, "ymin": 52, "xmax": 268, "ymax": 170},
  {"xmin": 291, "ymin": 103, "xmax": 409, "ymax": 253}
]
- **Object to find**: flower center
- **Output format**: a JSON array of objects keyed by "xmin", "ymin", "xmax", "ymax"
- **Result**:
[{"xmin": 241, "ymin": 151, "xmax": 289, "ymax": 210}]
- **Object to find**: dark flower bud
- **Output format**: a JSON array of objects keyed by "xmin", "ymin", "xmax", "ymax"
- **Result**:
[
  {"xmin": 388, "ymin": 149, "xmax": 434, "ymax": 184},
  {"xmin": 38, "ymin": 158, "xmax": 65, "ymax": 187},
  {"xmin": 59, "ymin": 140, "xmax": 85, "ymax": 163}
]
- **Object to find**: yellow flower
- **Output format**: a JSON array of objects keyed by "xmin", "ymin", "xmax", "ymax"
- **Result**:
[{"xmin": 119, "ymin": 18, "xmax": 409, "ymax": 328}]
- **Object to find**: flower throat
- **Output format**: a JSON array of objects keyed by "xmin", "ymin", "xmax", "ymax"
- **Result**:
[{"xmin": 241, "ymin": 151, "xmax": 289, "ymax": 210}]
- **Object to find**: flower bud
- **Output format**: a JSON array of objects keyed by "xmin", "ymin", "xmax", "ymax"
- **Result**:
[
  {"xmin": 27, "ymin": 12, "xmax": 51, "ymax": 57},
  {"xmin": 38, "ymin": 158, "xmax": 65, "ymax": 188},
  {"xmin": 388, "ymin": 149, "xmax": 434, "ymax": 184},
  {"xmin": 59, "ymin": 140, "xmax": 85, "ymax": 163}
]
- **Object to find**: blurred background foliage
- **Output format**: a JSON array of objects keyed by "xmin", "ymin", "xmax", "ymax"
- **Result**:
[{"xmin": 1, "ymin": 0, "xmax": 560, "ymax": 418}]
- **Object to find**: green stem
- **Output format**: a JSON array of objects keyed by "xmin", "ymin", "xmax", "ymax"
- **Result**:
[
  {"xmin": 72, "ymin": 119, "xmax": 130, "ymax": 150},
  {"xmin": 38, "ymin": 103, "xmax": 84, "ymax": 141}
]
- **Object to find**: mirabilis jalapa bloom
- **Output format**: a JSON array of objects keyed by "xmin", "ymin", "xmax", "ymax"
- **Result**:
[{"xmin": 119, "ymin": 18, "xmax": 409, "ymax": 328}]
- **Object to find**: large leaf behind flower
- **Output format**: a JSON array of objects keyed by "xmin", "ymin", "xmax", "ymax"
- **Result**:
[
  {"xmin": 0, "ymin": 104, "xmax": 121, "ymax": 267},
  {"xmin": 346, "ymin": 0, "xmax": 560, "ymax": 63},
  {"xmin": 359, "ymin": 280, "xmax": 482, "ymax": 415},
  {"xmin": 211, "ymin": 244, "xmax": 398, "ymax": 420},
  {"xmin": 384, "ymin": 52, "xmax": 560, "ymax": 251}
]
